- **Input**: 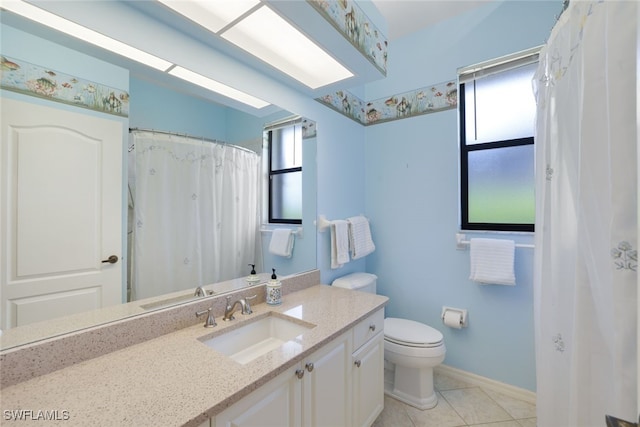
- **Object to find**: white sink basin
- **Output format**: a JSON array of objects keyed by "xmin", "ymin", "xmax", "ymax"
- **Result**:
[{"xmin": 200, "ymin": 313, "xmax": 315, "ymax": 364}]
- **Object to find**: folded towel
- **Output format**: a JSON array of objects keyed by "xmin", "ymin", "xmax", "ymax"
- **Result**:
[
  {"xmin": 469, "ymin": 238, "xmax": 516, "ymax": 285},
  {"xmin": 269, "ymin": 229, "xmax": 294, "ymax": 258},
  {"xmin": 330, "ymin": 220, "xmax": 350, "ymax": 269},
  {"xmin": 347, "ymin": 216, "xmax": 375, "ymax": 260}
]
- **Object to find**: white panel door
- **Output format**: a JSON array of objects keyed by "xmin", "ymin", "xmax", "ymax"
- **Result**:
[{"xmin": 1, "ymin": 97, "xmax": 123, "ymax": 329}]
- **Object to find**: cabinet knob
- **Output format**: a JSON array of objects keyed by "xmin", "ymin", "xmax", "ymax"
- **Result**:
[
  {"xmin": 354, "ymin": 360, "xmax": 361, "ymax": 368},
  {"xmin": 369, "ymin": 324, "xmax": 376, "ymax": 332},
  {"xmin": 305, "ymin": 362, "xmax": 314, "ymax": 372},
  {"xmin": 295, "ymin": 369, "xmax": 305, "ymax": 379}
]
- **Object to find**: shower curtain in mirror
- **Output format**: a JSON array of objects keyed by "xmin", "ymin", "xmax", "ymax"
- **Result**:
[
  {"xmin": 130, "ymin": 131, "xmax": 261, "ymax": 301},
  {"xmin": 533, "ymin": 1, "xmax": 637, "ymax": 426}
]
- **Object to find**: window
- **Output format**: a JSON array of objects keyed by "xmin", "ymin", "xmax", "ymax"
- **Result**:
[
  {"xmin": 458, "ymin": 47, "xmax": 539, "ymax": 232},
  {"xmin": 265, "ymin": 118, "xmax": 302, "ymax": 224}
]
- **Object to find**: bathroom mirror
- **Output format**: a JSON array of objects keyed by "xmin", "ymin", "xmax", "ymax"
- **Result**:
[{"xmin": 0, "ymin": 5, "xmax": 317, "ymax": 350}]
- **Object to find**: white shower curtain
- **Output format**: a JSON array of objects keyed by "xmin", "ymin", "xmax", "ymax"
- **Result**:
[
  {"xmin": 130, "ymin": 131, "xmax": 261, "ymax": 300},
  {"xmin": 533, "ymin": 1, "xmax": 637, "ymax": 426}
]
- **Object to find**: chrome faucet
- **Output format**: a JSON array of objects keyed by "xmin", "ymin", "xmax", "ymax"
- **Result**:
[
  {"xmin": 194, "ymin": 286, "xmax": 213, "ymax": 297},
  {"xmin": 223, "ymin": 295, "xmax": 257, "ymax": 321},
  {"xmin": 195, "ymin": 306, "xmax": 217, "ymax": 328}
]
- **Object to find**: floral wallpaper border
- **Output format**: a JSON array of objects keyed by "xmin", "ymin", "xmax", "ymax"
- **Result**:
[
  {"xmin": 308, "ymin": 0, "xmax": 388, "ymax": 75},
  {"xmin": 316, "ymin": 89, "xmax": 366, "ymax": 124},
  {"xmin": 316, "ymin": 79, "xmax": 458, "ymax": 126},
  {"xmin": 1, "ymin": 55, "xmax": 129, "ymax": 117}
]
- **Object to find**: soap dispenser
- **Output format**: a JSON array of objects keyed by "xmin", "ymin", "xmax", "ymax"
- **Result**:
[
  {"xmin": 266, "ymin": 268, "xmax": 282, "ymax": 305},
  {"xmin": 247, "ymin": 264, "xmax": 260, "ymax": 282}
]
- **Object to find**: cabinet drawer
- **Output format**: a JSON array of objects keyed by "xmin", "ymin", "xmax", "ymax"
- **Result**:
[{"xmin": 353, "ymin": 308, "xmax": 384, "ymax": 350}]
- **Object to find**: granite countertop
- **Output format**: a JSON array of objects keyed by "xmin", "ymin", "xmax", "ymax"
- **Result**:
[
  {"xmin": 0, "ymin": 273, "xmax": 273, "ymax": 351},
  {"xmin": 0, "ymin": 285, "xmax": 388, "ymax": 426}
]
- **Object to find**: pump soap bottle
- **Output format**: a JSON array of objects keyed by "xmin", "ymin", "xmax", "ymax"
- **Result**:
[
  {"xmin": 266, "ymin": 268, "xmax": 282, "ymax": 305},
  {"xmin": 247, "ymin": 264, "xmax": 260, "ymax": 282}
]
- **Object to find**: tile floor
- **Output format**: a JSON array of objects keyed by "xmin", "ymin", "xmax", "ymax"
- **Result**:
[{"xmin": 372, "ymin": 371, "xmax": 537, "ymax": 427}]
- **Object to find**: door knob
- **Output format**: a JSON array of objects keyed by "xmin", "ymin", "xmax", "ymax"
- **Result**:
[{"xmin": 101, "ymin": 255, "xmax": 119, "ymax": 264}]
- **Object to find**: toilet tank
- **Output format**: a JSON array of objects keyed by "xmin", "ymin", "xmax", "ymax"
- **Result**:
[{"xmin": 332, "ymin": 272, "xmax": 377, "ymax": 294}]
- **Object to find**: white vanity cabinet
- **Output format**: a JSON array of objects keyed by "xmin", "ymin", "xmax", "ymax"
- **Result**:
[
  {"xmin": 211, "ymin": 364, "xmax": 302, "ymax": 427},
  {"xmin": 212, "ymin": 331, "xmax": 351, "ymax": 427},
  {"xmin": 351, "ymin": 308, "xmax": 385, "ymax": 427},
  {"xmin": 301, "ymin": 330, "xmax": 352, "ymax": 426}
]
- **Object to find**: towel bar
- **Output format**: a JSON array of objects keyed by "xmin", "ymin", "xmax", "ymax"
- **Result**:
[
  {"xmin": 316, "ymin": 214, "xmax": 370, "ymax": 232},
  {"xmin": 261, "ymin": 227, "xmax": 303, "ymax": 238},
  {"xmin": 455, "ymin": 233, "xmax": 535, "ymax": 250},
  {"xmin": 316, "ymin": 215, "xmax": 332, "ymax": 232}
]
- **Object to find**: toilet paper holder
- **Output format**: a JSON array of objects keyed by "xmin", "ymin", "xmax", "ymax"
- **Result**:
[{"xmin": 441, "ymin": 306, "xmax": 468, "ymax": 328}]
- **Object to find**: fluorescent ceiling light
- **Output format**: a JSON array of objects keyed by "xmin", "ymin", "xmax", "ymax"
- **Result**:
[
  {"xmin": 221, "ymin": 6, "xmax": 354, "ymax": 89},
  {"xmin": 157, "ymin": 0, "xmax": 259, "ymax": 33},
  {"xmin": 1, "ymin": 0, "xmax": 173, "ymax": 72},
  {"xmin": 169, "ymin": 66, "xmax": 270, "ymax": 109}
]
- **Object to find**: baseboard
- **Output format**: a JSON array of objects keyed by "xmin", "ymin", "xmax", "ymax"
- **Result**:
[{"xmin": 435, "ymin": 365, "xmax": 536, "ymax": 405}]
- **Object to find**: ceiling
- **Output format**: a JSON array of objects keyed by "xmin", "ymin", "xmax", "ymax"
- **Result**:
[
  {"xmin": 371, "ymin": 0, "xmax": 494, "ymax": 40},
  {"xmin": 1, "ymin": 0, "xmax": 495, "ymax": 114}
]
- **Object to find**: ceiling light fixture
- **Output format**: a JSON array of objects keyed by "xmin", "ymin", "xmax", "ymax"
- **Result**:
[
  {"xmin": 157, "ymin": 0, "xmax": 260, "ymax": 33},
  {"xmin": 221, "ymin": 5, "xmax": 354, "ymax": 89},
  {"xmin": 168, "ymin": 66, "xmax": 270, "ymax": 109},
  {"xmin": 1, "ymin": 0, "xmax": 173, "ymax": 72},
  {"xmin": 161, "ymin": 1, "xmax": 354, "ymax": 90},
  {"xmin": 2, "ymin": 0, "xmax": 271, "ymax": 109}
]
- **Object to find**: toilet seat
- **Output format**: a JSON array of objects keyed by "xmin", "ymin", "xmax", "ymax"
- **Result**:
[{"xmin": 384, "ymin": 318, "xmax": 443, "ymax": 348}]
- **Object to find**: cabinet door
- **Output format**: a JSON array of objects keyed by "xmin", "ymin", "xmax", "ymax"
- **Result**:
[
  {"xmin": 213, "ymin": 365, "xmax": 302, "ymax": 427},
  {"xmin": 352, "ymin": 332, "xmax": 384, "ymax": 427},
  {"xmin": 302, "ymin": 331, "xmax": 352, "ymax": 427}
]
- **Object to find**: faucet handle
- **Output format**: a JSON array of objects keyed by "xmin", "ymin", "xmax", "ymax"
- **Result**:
[
  {"xmin": 196, "ymin": 307, "xmax": 217, "ymax": 328},
  {"xmin": 242, "ymin": 295, "xmax": 257, "ymax": 315}
]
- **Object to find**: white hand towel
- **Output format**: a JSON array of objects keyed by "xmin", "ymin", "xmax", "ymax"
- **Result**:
[
  {"xmin": 269, "ymin": 229, "xmax": 294, "ymax": 258},
  {"xmin": 347, "ymin": 216, "xmax": 375, "ymax": 260},
  {"xmin": 469, "ymin": 238, "xmax": 516, "ymax": 285},
  {"xmin": 330, "ymin": 220, "xmax": 350, "ymax": 269}
]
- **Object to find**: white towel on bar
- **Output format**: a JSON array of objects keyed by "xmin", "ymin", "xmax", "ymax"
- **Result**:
[
  {"xmin": 269, "ymin": 229, "xmax": 294, "ymax": 258},
  {"xmin": 469, "ymin": 238, "xmax": 516, "ymax": 285},
  {"xmin": 347, "ymin": 216, "xmax": 375, "ymax": 260},
  {"xmin": 331, "ymin": 220, "xmax": 350, "ymax": 269}
]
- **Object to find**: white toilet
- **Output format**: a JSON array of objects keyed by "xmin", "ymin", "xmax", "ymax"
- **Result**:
[{"xmin": 332, "ymin": 272, "xmax": 446, "ymax": 410}]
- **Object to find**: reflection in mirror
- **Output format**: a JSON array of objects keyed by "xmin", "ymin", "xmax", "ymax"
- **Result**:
[
  {"xmin": 0, "ymin": 12, "xmax": 317, "ymax": 350},
  {"xmin": 128, "ymin": 129, "xmax": 263, "ymax": 302}
]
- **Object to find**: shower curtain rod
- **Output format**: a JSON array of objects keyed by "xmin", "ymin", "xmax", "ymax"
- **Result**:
[{"xmin": 128, "ymin": 127, "xmax": 257, "ymax": 155}]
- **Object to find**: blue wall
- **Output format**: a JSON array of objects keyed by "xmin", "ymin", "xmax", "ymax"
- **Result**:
[
  {"xmin": 362, "ymin": 1, "xmax": 561, "ymax": 391},
  {"xmin": 129, "ymin": 77, "xmax": 228, "ymax": 140}
]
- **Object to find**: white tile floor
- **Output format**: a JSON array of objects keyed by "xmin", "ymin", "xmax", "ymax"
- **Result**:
[{"xmin": 372, "ymin": 371, "xmax": 537, "ymax": 427}]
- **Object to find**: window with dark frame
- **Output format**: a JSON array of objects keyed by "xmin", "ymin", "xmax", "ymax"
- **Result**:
[
  {"xmin": 266, "ymin": 120, "xmax": 302, "ymax": 224},
  {"xmin": 458, "ymin": 48, "xmax": 539, "ymax": 232}
]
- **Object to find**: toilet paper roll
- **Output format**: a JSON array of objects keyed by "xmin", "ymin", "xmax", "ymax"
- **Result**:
[{"xmin": 443, "ymin": 310, "xmax": 463, "ymax": 329}]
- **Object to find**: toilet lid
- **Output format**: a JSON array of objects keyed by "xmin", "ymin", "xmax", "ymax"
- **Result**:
[{"xmin": 384, "ymin": 318, "xmax": 443, "ymax": 347}]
